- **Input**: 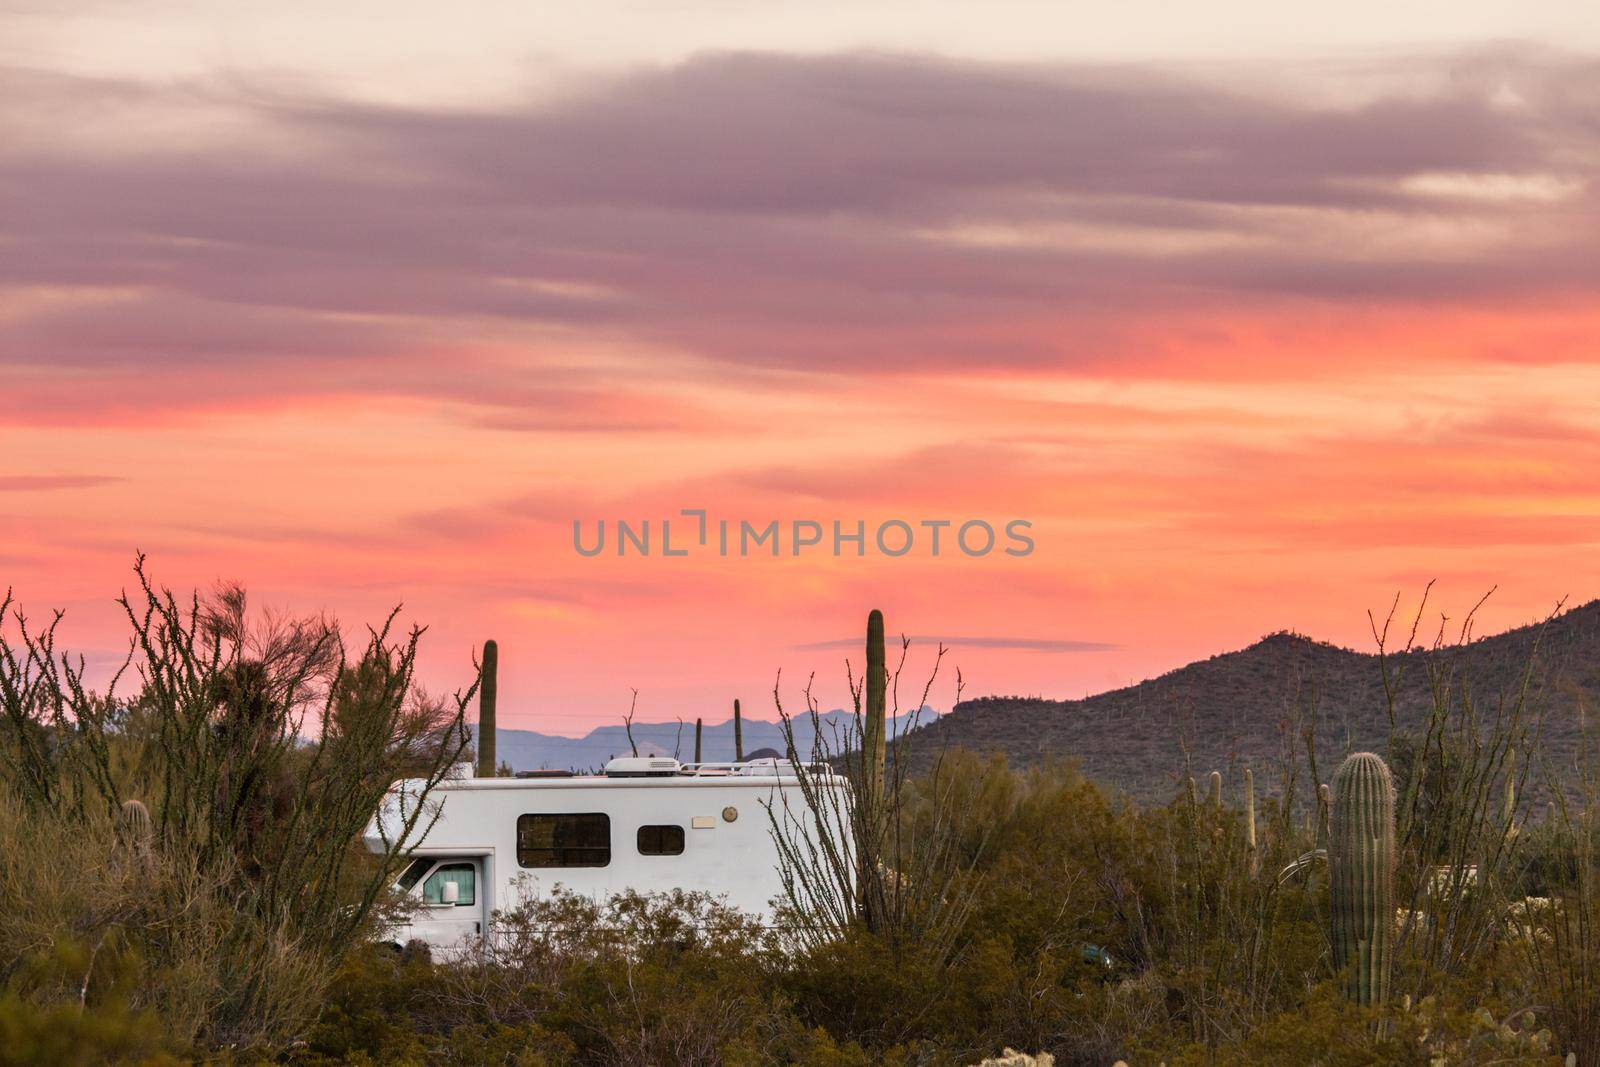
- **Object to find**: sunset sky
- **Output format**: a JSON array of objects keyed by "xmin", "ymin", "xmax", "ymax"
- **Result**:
[{"xmin": 3, "ymin": 3, "xmax": 1598, "ymax": 734}]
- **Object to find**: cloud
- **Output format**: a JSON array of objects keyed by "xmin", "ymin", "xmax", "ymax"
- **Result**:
[
  {"xmin": 1, "ymin": 47, "xmax": 1598, "ymax": 425},
  {"xmin": 0, "ymin": 474, "xmax": 122, "ymax": 491}
]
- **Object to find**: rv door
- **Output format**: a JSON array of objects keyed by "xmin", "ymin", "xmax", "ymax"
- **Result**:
[{"xmin": 409, "ymin": 859, "xmax": 483, "ymax": 951}]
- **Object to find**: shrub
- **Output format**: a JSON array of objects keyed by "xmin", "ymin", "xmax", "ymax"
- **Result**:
[{"xmin": 0, "ymin": 562, "xmax": 474, "ymax": 1053}]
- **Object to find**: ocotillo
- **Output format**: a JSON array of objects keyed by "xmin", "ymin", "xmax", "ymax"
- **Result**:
[
  {"xmin": 1504, "ymin": 748, "xmax": 1517, "ymax": 829},
  {"xmin": 477, "ymin": 639, "xmax": 498, "ymax": 778}
]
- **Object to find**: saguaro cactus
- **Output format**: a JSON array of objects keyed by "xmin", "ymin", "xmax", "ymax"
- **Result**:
[
  {"xmin": 733, "ymin": 699, "xmax": 743, "ymax": 761},
  {"xmin": 1209, "ymin": 770, "xmax": 1223, "ymax": 811},
  {"xmin": 1244, "ymin": 768, "xmax": 1258, "ymax": 877},
  {"xmin": 1187, "ymin": 775, "xmax": 1199, "ymax": 809},
  {"xmin": 477, "ymin": 639, "xmax": 498, "ymax": 778},
  {"xmin": 863, "ymin": 609, "xmax": 887, "ymax": 802},
  {"xmin": 694, "ymin": 717, "xmax": 703, "ymax": 763},
  {"xmin": 1330, "ymin": 752, "xmax": 1396, "ymax": 1007}
]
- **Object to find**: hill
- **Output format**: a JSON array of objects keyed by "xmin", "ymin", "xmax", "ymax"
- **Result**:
[
  {"xmin": 903, "ymin": 599, "xmax": 1600, "ymax": 804},
  {"xmin": 483, "ymin": 708, "xmax": 935, "ymax": 773}
]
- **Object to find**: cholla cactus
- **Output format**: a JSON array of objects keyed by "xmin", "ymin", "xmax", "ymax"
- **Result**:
[{"xmin": 1330, "ymin": 752, "xmax": 1396, "ymax": 1007}]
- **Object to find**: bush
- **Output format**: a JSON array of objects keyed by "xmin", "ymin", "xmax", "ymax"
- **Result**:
[{"xmin": 0, "ymin": 563, "xmax": 474, "ymax": 1055}]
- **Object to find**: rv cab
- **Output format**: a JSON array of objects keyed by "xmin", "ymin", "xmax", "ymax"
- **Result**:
[{"xmin": 391, "ymin": 856, "xmax": 487, "ymax": 949}]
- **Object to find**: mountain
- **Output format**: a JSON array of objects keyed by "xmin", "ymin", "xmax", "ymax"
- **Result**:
[
  {"xmin": 901, "ymin": 600, "xmax": 1600, "ymax": 804},
  {"xmin": 480, "ymin": 709, "xmax": 935, "ymax": 773}
]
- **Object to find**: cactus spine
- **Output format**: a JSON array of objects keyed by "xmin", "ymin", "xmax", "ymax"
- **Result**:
[
  {"xmin": 476, "ymin": 639, "xmax": 498, "ymax": 778},
  {"xmin": 694, "ymin": 717, "xmax": 703, "ymax": 763},
  {"xmin": 863, "ymin": 609, "xmax": 887, "ymax": 803},
  {"xmin": 733, "ymin": 699, "xmax": 743, "ymax": 761},
  {"xmin": 1209, "ymin": 770, "xmax": 1223, "ymax": 811},
  {"xmin": 1330, "ymin": 752, "xmax": 1396, "ymax": 1008}
]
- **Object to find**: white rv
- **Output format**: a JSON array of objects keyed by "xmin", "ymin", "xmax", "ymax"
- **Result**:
[{"xmin": 363, "ymin": 756, "xmax": 847, "ymax": 951}]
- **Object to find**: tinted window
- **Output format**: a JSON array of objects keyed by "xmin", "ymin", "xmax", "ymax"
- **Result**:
[
  {"xmin": 422, "ymin": 862, "xmax": 476, "ymax": 905},
  {"xmin": 518, "ymin": 813, "xmax": 610, "ymax": 868},
  {"xmin": 637, "ymin": 824, "xmax": 685, "ymax": 856}
]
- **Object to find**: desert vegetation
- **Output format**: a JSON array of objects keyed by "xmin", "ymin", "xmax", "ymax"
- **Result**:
[
  {"xmin": 0, "ymin": 560, "xmax": 474, "ymax": 1062},
  {"xmin": 2, "ymin": 572, "xmax": 1598, "ymax": 1065}
]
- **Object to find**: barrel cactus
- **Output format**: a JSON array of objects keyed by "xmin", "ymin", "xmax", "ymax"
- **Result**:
[
  {"xmin": 119, "ymin": 798, "xmax": 153, "ymax": 858},
  {"xmin": 1330, "ymin": 752, "xmax": 1396, "ymax": 1007}
]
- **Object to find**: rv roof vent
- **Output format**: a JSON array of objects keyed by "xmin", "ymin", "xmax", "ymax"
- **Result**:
[
  {"xmin": 604, "ymin": 757, "xmax": 682, "ymax": 778},
  {"xmin": 514, "ymin": 769, "xmax": 575, "ymax": 779}
]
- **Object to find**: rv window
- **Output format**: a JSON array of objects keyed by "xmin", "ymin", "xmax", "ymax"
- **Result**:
[
  {"xmin": 517, "ymin": 813, "xmax": 611, "ymax": 868},
  {"xmin": 422, "ymin": 863, "xmax": 476, "ymax": 906},
  {"xmin": 396, "ymin": 857, "xmax": 432, "ymax": 892},
  {"xmin": 637, "ymin": 824, "xmax": 685, "ymax": 856}
]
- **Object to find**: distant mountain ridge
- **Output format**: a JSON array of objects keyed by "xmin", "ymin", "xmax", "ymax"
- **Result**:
[
  {"xmin": 481, "ymin": 708, "xmax": 935, "ymax": 773},
  {"xmin": 902, "ymin": 600, "xmax": 1600, "ymax": 803}
]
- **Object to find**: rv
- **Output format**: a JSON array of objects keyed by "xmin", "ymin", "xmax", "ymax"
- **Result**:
[{"xmin": 363, "ymin": 756, "xmax": 847, "ymax": 951}]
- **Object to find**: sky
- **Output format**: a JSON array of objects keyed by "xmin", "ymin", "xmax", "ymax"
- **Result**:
[{"xmin": 3, "ymin": 2, "xmax": 1598, "ymax": 734}]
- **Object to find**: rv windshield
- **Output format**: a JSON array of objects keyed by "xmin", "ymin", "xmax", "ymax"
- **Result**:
[{"xmin": 395, "ymin": 857, "xmax": 431, "ymax": 892}]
